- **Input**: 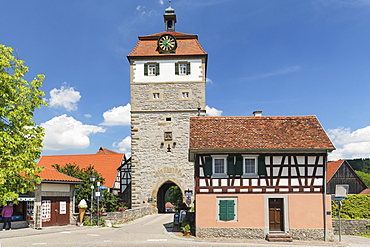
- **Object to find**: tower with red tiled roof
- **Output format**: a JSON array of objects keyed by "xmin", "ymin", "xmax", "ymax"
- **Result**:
[{"xmin": 127, "ymin": 5, "xmax": 207, "ymax": 211}]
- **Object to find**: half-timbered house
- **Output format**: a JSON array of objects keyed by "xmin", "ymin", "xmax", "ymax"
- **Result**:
[{"xmin": 189, "ymin": 114, "xmax": 335, "ymax": 241}]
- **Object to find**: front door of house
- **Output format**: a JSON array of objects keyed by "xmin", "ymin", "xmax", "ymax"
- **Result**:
[
  {"xmin": 269, "ymin": 198, "xmax": 284, "ymax": 231},
  {"xmin": 41, "ymin": 197, "xmax": 70, "ymax": 227}
]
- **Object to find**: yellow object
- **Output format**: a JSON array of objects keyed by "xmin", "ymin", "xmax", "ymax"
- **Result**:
[{"xmin": 79, "ymin": 208, "xmax": 86, "ymax": 223}]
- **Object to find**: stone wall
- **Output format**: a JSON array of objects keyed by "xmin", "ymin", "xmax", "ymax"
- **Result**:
[
  {"xmin": 290, "ymin": 229, "xmax": 334, "ymax": 242},
  {"xmin": 196, "ymin": 228, "xmax": 265, "ymax": 240},
  {"xmin": 332, "ymin": 219, "xmax": 370, "ymax": 235},
  {"xmin": 72, "ymin": 206, "xmax": 156, "ymax": 226}
]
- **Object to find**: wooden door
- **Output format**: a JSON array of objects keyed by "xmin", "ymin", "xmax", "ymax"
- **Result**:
[
  {"xmin": 269, "ymin": 198, "xmax": 284, "ymax": 231},
  {"xmin": 42, "ymin": 197, "xmax": 70, "ymax": 227}
]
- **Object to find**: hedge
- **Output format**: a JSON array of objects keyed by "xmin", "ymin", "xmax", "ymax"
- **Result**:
[{"xmin": 332, "ymin": 195, "xmax": 370, "ymax": 219}]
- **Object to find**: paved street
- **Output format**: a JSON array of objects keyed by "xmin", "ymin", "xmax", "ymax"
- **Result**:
[{"xmin": 0, "ymin": 214, "xmax": 369, "ymax": 247}]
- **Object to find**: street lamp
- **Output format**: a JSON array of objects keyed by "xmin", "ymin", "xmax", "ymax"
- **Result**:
[{"xmin": 89, "ymin": 175, "xmax": 96, "ymax": 225}]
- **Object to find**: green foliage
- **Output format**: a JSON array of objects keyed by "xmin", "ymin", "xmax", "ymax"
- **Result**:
[
  {"xmin": 347, "ymin": 159, "xmax": 370, "ymax": 174},
  {"xmin": 52, "ymin": 163, "xmax": 118, "ymax": 212},
  {"xmin": 165, "ymin": 185, "xmax": 183, "ymax": 206},
  {"xmin": 0, "ymin": 44, "xmax": 47, "ymax": 205},
  {"xmin": 332, "ymin": 195, "xmax": 370, "ymax": 219},
  {"xmin": 356, "ymin": 171, "xmax": 370, "ymax": 188}
]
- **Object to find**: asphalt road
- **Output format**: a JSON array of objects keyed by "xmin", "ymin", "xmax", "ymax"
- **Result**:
[{"xmin": 0, "ymin": 214, "xmax": 369, "ymax": 247}]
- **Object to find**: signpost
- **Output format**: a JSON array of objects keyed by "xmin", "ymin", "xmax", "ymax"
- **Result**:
[{"xmin": 335, "ymin": 184, "xmax": 349, "ymax": 242}]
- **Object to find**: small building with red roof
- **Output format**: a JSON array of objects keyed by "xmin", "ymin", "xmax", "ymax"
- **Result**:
[{"xmin": 326, "ymin": 159, "xmax": 368, "ymax": 195}]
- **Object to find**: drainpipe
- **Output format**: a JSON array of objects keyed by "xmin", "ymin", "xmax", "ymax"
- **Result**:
[{"xmin": 323, "ymin": 154, "xmax": 328, "ymax": 242}]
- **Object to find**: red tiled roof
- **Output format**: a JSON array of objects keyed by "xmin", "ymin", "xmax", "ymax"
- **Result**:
[
  {"xmin": 326, "ymin": 160, "xmax": 344, "ymax": 182},
  {"xmin": 38, "ymin": 166, "xmax": 82, "ymax": 183},
  {"xmin": 189, "ymin": 116, "xmax": 335, "ymax": 152},
  {"xmin": 38, "ymin": 153, "xmax": 125, "ymax": 188},
  {"xmin": 359, "ymin": 188, "xmax": 370, "ymax": 194},
  {"xmin": 165, "ymin": 202, "xmax": 175, "ymax": 208},
  {"xmin": 127, "ymin": 31, "xmax": 207, "ymax": 57},
  {"xmin": 96, "ymin": 147, "xmax": 118, "ymax": 154}
]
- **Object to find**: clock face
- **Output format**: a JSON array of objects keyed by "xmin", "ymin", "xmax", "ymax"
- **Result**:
[{"xmin": 158, "ymin": 34, "xmax": 177, "ymax": 52}]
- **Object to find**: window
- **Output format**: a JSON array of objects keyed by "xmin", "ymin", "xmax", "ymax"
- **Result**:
[
  {"xmin": 153, "ymin": 93, "xmax": 160, "ymax": 99},
  {"xmin": 144, "ymin": 63, "xmax": 160, "ymax": 76},
  {"xmin": 150, "ymin": 90, "xmax": 162, "ymax": 101},
  {"xmin": 217, "ymin": 197, "xmax": 237, "ymax": 221},
  {"xmin": 242, "ymin": 155, "xmax": 258, "ymax": 177},
  {"xmin": 182, "ymin": 92, "xmax": 189, "ymax": 98},
  {"xmin": 175, "ymin": 62, "xmax": 190, "ymax": 75},
  {"xmin": 212, "ymin": 155, "xmax": 227, "ymax": 177}
]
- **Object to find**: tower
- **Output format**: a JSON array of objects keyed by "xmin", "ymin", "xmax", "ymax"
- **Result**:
[{"xmin": 127, "ymin": 6, "xmax": 207, "ymax": 211}]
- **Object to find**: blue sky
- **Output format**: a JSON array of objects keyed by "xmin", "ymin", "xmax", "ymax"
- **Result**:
[{"xmin": 2, "ymin": 0, "xmax": 370, "ymax": 160}]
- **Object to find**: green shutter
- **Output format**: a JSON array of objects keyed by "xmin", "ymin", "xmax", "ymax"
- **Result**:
[
  {"xmin": 175, "ymin": 62, "xmax": 179, "ymax": 75},
  {"xmin": 155, "ymin": 63, "xmax": 160, "ymax": 75},
  {"xmin": 186, "ymin": 62, "xmax": 191, "ymax": 75},
  {"xmin": 204, "ymin": 156, "xmax": 212, "ymax": 176},
  {"xmin": 227, "ymin": 156, "xmax": 234, "ymax": 175},
  {"xmin": 235, "ymin": 156, "xmax": 243, "ymax": 175},
  {"xmin": 258, "ymin": 156, "xmax": 266, "ymax": 176},
  {"xmin": 144, "ymin": 63, "xmax": 148, "ymax": 76},
  {"xmin": 219, "ymin": 200, "xmax": 235, "ymax": 220}
]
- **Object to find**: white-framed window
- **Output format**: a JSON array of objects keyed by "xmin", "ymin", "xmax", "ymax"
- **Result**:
[
  {"xmin": 242, "ymin": 155, "xmax": 258, "ymax": 177},
  {"xmin": 148, "ymin": 64, "xmax": 156, "ymax": 75},
  {"xmin": 212, "ymin": 155, "xmax": 227, "ymax": 177},
  {"xmin": 217, "ymin": 197, "xmax": 237, "ymax": 222},
  {"xmin": 179, "ymin": 63, "xmax": 187, "ymax": 75},
  {"xmin": 175, "ymin": 62, "xmax": 190, "ymax": 75},
  {"xmin": 144, "ymin": 63, "xmax": 159, "ymax": 76}
]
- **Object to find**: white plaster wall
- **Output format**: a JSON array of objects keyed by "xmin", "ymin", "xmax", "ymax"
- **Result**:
[{"xmin": 133, "ymin": 59, "xmax": 203, "ymax": 83}]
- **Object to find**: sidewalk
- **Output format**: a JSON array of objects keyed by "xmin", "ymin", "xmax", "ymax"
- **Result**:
[{"xmin": 1, "ymin": 225, "xmax": 370, "ymax": 247}]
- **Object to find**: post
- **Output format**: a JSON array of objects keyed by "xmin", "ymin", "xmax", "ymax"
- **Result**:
[
  {"xmin": 338, "ymin": 201, "xmax": 342, "ymax": 242},
  {"xmin": 90, "ymin": 184, "xmax": 94, "ymax": 225},
  {"xmin": 97, "ymin": 181, "xmax": 100, "ymax": 227}
]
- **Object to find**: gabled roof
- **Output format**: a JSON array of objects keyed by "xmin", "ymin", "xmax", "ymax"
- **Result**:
[
  {"xmin": 96, "ymin": 147, "xmax": 118, "ymax": 154},
  {"xmin": 326, "ymin": 159, "xmax": 344, "ymax": 182},
  {"xmin": 127, "ymin": 31, "xmax": 207, "ymax": 58},
  {"xmin": 189, "ymin": 116, "xmax": 335, "ymax": 153},
  {"xmin": 38, "ymin": 153, "xmax": 125, "ymax": 188},
  {"xmin": 38, "ymin": 166, "xmax": 83, "ymax": 184}
]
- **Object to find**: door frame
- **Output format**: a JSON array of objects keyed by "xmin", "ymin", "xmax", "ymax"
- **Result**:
[{"xmin": 264, "ymin": 194, "xmax": 289, "ymax": 234}]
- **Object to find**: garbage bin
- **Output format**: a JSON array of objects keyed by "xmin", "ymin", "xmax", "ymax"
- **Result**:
[{"xmin": 173, "ymin": 213, "xmax": 180, "ymax": 226}]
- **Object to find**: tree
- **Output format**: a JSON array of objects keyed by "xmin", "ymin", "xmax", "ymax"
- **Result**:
[
  {"xmin": 165, "ymin": 186, "xmax": 183, "ymax": 206},
  {"xmin": 356, "ymin": 171, "xmax": 370, "ymax": 188},
  {"xmin": 52, "ymin": 163, "xmax": 119, "ymax": 212},
  {"xmin": 0, "ymin": 45, "xmax": 47, "ymax": 205}
]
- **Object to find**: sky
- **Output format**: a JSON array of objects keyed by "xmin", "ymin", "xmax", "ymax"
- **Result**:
[{"xmin": 1, "ymin": 0, "xmax": 370, "ymax": 161}]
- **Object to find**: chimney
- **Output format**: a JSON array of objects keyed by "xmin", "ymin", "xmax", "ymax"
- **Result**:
[{"xmin": 253, "ymin": 111, "xmax": 262, "ymax": 116}]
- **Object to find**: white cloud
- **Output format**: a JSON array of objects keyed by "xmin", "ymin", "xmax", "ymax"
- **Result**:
[
  {"xmin": 48, "ymin": 84, "xmax": 81, "ymax": 111},
  {"xmin": 159, "ymin": 0, "xmax": 164, "ymax": 5},
  {"xmin": 245, "ymin": 66, "xmax": 301, "ymax": 81},
  {"xmin": 206, "ymin": 78, "xmax": 213, "ymax": 84},
  {"xmin": 113, "ymin": 136, "xmax": 131, "ymax": 157},
  {"xmin": 206, "ymin": 105, "xmax": 222, "ymax": 116},
  {"xmin": 84, "ymin": 114, "xmax": 92, "ymax": 118},
  {"xmin": 41, "ymin": 114, "xmax": 105, "ymax": 151},
  {"xmin": 101, "ymin": 103, "xmax": 131, "ymax": 126},
  {"xmin": 328, "ymin": 125, "xmax": 370, "ymax": 160}
]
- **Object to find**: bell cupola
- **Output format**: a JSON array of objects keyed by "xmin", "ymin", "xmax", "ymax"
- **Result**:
[{"xmin": 164, "ymin": 4, "xmax": 176, "ymax": 32}]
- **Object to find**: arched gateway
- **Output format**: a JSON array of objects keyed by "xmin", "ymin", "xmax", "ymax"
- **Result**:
[
  {"xmin": 156, "ymin": 181, "xmax": 181, "ymax": 213},
  {"xmin": 127, "ymin": 5, "xmax": 207, "ymax": 211}
]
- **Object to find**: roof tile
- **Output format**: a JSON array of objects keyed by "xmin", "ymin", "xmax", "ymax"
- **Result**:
[
  {"xmin": 190, "ymin": 116, "xmax": 335, "ymax": 151},
  {"xmin": 38, "ymin": 153, "xmax": 125, "ymax": 188}
]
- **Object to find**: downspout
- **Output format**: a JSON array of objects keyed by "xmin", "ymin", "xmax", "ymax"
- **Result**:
[{"xmin": 323, "ymin": 154, "xmax": 328, "ymax": 242}]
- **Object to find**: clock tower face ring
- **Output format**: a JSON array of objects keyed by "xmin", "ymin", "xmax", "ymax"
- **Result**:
[{"xmin": 158, "ymin": 34, "xmax": 177, "ymax": 52}]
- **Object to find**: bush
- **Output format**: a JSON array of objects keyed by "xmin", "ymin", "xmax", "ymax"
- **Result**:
[{"xmin": 332, "ymin": 195, "xmax": 370, "ymax": 219}]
